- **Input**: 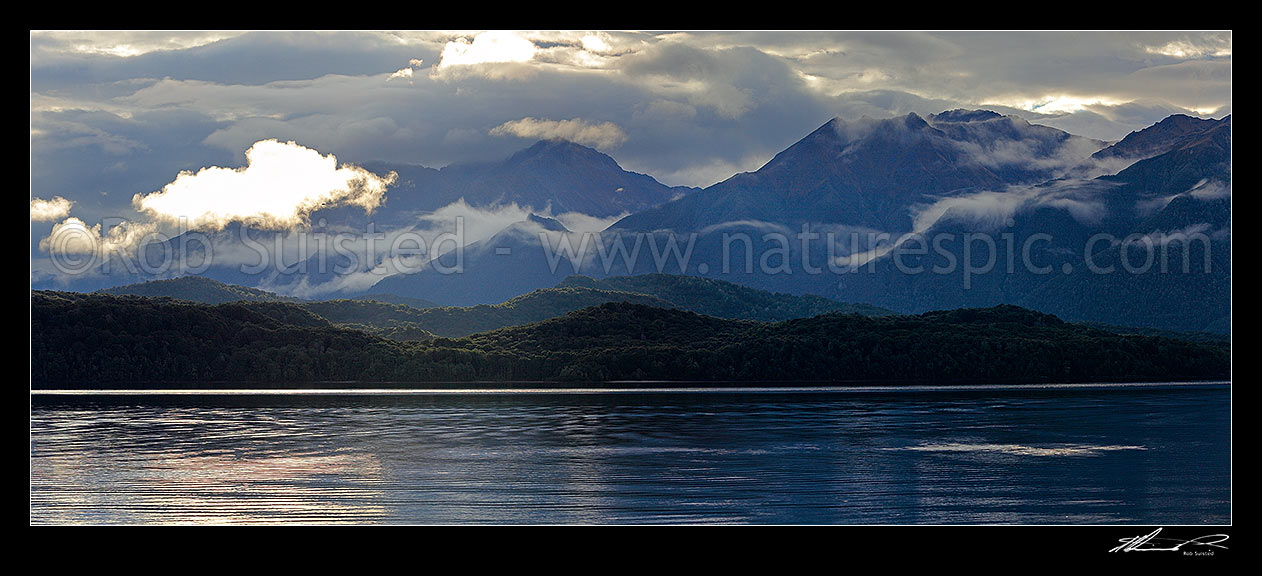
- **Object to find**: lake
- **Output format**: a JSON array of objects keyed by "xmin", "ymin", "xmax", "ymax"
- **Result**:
[{"xmin": 30, "ymin": 383, "xmax": 1231, "ymax": 524}]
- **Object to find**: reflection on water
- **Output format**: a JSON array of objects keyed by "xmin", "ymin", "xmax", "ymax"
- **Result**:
[
  {"xmin": 30, "ymin": 384, "xmax": 1230, "ymax": 524},
  {"xmin": 893, "ymin": 443, "xmax": 1148, "ymax": 457}
]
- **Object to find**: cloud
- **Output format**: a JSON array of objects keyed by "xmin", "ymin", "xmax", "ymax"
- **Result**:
[
  {"xmin": 388, "ymin": 58, "xmax": 424, "ymax": 82},
  {"xmin": 911, "ymin": 190, "xmax": 1029, "ymax": 233},
  {"xmin": 437, "ymin": 31, "xmax": 537, "ymax": 69},
  {"xmin": 911, "ymin": 179, "xmax": 1114, "ymax": 233},
  {"xmin": 132, "ymin": 139, "xmax": 397, "ymax": 230},
  {"xmin": 32, "ymin": 31, "xmax": 428, "ymax": 88},
  {"xmin": 1144, "ymin": 37, "xmax": 1231, "ymax": 59},
  {"xmin": 265, "ymin": 266, "xmax": 394, "ymax": 299},
  {"xmin": 207, "ymin": 200, "xmax": 626, "ymax": 297},
  {"xmin": 30, "ymin": 196, "xmax": 73, "ymax": 222},
  {"xmin": 30, "ymin": 30, "xmax": 243, "ymax": 60},
  {"xmin": 943, "ymin": 119, "xmax": 1108, "ymax": 178},
  {"xmin": 835, "ymin": 178, "xmax": 1116, "ymax": 268},
  {"xmin": 581, "ymin": 34, "xmax": 611, "ymax": 54},
  {"xmin": 618, "ymin": 42, "xmax": 805, "ymax": 119},
  {"xmin": 29, "ymin": 30, "xmax": 1233, "ymax": 269},
  {"xmin": 31, "ymin": 112, "xmax": 147, "ymax": 156},
  {"xmin": 697, "ymin": 219, "xmax": 793, "ymax": 236},
  {"xmin": 1187, "ymin": 179, "xmax": 1230, "ymax": 200},
  {"xmin": 1038, "ymin": 197, "xmax": 1107, "ymax": 226},
  {"xmin": 416, "ymin": 199, "xmax": 535, "ymax": 248},
  {"xmin": 648, "ymin": 154, "xmax": 768, "ymax": 189},
  {"xmin": 38, "ymin": 216, "xmax": 158, "ymax": 257},
  {"xmin": 552, "ymin": 211, "xmax": 627, "ymax": 234},
  {"xmin": 1137, "ymin": 178, "xmax": 1231, "ymax": 216},
  {"xmin": 489, "ymin": 117, "xmax": 628, "ymax": 149},
  {"xmin": 988, "ymin": 94, "xmax": 1130, "ymax": 115},
  {"xmin": 1137, "ymin": 223, "xmax": 1216, "ymax": 248}
]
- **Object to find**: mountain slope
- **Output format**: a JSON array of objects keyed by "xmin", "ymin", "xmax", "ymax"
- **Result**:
[
  {"xmin": 613, "ymin": 111, "xmax": 1100, "ymax": 235},
  {"xmin": 367, "ymin": 214, "xmax": 584, "ymax": 306},
  {"xmin": 587, "ymin": 112, "xmax": 1229, "ymax": 333},
  {"xmin": 373, "ymin": 139, "xmax": 694, "ymax": 219},
  {"xmin": 1015, "ymin": 118, "xmax": 1231, "ymax": 332},
  {"xmin": 63, "ymin": 112, "xmax": 1229, "ymax": 334},
  {"xmin": 371, "ymin": 111, "xmax": 1104, "ymax": 306},
  {"xmin": 97, "ymin": 276, "xmax": 300, "ymax": 304},
  {"xmin": 1092, "ymin": 114, "xmax": 1226, "ymax": 162}
]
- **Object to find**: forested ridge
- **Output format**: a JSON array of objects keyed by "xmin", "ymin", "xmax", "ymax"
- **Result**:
[
  {"xmin": 32, "ymin": 291, "xmax": 1229, "ymax": 387},
  {"xmin": 96, "ymin": 274, "xmax": 893, "ymax": 338},
  {"xmin": 93, "ymin": 277, "xmax": 681, "ymax": 340},
  {"xmin": 558, "ymin": 274, "xmax": 893, "ymax": 320},
  {"xmin": 308, "ymin": 286, "xmax": 676, "ymax": 338},
  {"xmin": 97, "ymin": 276, "xmax": 302, "ymax": 304}
]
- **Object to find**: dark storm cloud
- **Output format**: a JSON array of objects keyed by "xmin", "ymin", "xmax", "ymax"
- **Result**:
[
  {"xmin": 32, "ymin": 31, "xmax": 1231, "ymax": 185},
  {"xmin": 31, "ymin": 31, "xmax": 435, "ymax": 90}
]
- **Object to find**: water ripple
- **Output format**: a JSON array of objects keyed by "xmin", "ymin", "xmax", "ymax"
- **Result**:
[{"xmin": 30, "ymin": 386, "xmax": 1230, "ymax": 524}]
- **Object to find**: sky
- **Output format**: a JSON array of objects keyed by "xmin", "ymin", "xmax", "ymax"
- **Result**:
[{"xmin": 29, "ymin": 30, "xmax": 1231, "ymax": 291}]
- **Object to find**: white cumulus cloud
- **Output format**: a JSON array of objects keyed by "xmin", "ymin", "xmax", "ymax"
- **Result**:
[
  {"xmin": 38, "ymin": 216, "xmax": 158, "ymax": 257},
  {"xmin": 438, "ymin": 31, "xmax": 537, "ymax": 68},
  {"xmin": 30, "ymin": 196, "xmax": 73, "ymax": 222},
  {"xmin": 132, "ymin": 139, "xmax": 397, "ymax": 230},
  {"xmin": 490, "ymin": 117, "xmax": 628, "ymax": 150}
]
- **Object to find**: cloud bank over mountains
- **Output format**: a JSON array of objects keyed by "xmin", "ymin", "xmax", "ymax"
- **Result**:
[{"xmin": 29, "ymin": 31, "xmax": 1231, "ymax": 302}]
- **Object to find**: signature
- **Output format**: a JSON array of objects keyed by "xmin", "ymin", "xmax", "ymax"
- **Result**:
[{"xmin": 1110, "ymin": 528, "xmax": 1229, "ymax": 553}]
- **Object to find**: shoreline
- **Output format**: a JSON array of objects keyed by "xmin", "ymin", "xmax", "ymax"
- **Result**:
[{"xmin": 30, "ymin": 380, "xmax": 1231, "ymax": 397}]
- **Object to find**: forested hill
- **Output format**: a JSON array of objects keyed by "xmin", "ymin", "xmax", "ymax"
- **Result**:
[
  {"xmin": 558, "ymin": 274, "xmax": 893, "ymax": 321},
  {"xmin": 448, "ymin": 303, "xmax": 1229, "ymax": 382},
  {"xmin": 31, "ymin": 293, "xmax": 1229, "ymax": 387},
  {"xmin": 100, "ymin": 276, "xmax": 442, "ymax": 309},
  {"xmin": 93, "ymin": 274, "xmax": 891, "ymax": 338},
  {"xmin": 97, "ymin": 276, "xmax": 302, "ymax": 304},
  {"xmin": 32, "ymin": 291, "xmax": 385, "ymax": 384}
]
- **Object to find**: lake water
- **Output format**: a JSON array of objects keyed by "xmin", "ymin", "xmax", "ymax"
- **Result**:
[{"xmin": 30, "ymin": 383, "xmax": 1231, "ymax": 524}]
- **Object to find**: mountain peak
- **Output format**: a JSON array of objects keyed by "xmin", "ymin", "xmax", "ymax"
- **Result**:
[
  {"xmin": 1092, "ymin": 113, "xmax": 1225, "ymax": 161},
  {"xmin": 1158, "ymin": 113, "xmax": 1208, "ymax": 124},
  {"xmin": 618, "ymin": 108, "xmax": 1086, "ymax": 235},
  {"xmin": 509, "ymin": 139, "xmax": 614, "ymax": 165},
  {"xmin": 902, "ymin": 111, "xmax": 930, "ymax": 129},
  {"xmin": 383, "ymin": 137, "xmax": 683, "ymax": 219},
  {"xmin": 526, "ymin": 212, "xmax": 571, "ymax": 232},
  {"xmin": 527, "ymin": 138, "xmax": 590, "ymax": 152},
  {"xmin": 819, "ymin": 112, "xmax": 937, "ymax": 146},
  {"xmin": 929, "ymin": 109, "xmax": 1004, "ymax": 124}
]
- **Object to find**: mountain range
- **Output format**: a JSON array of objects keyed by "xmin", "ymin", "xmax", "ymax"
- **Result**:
[
  {"xmin": 370, "ymin": 110, "xmax": 1229, "ymax": 333},
  {"xmin": 615, "ymin": 110, "xmax": 1102, "ymax": 234},
  {"xmin": 36, "ymin": 109, "xmax": 1231, "ymax": 334}
]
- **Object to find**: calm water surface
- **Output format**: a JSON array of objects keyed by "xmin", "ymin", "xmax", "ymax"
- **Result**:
[{"xmin": 30, "ymin": 384, "xmax": 1231, "ymax": 524}]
